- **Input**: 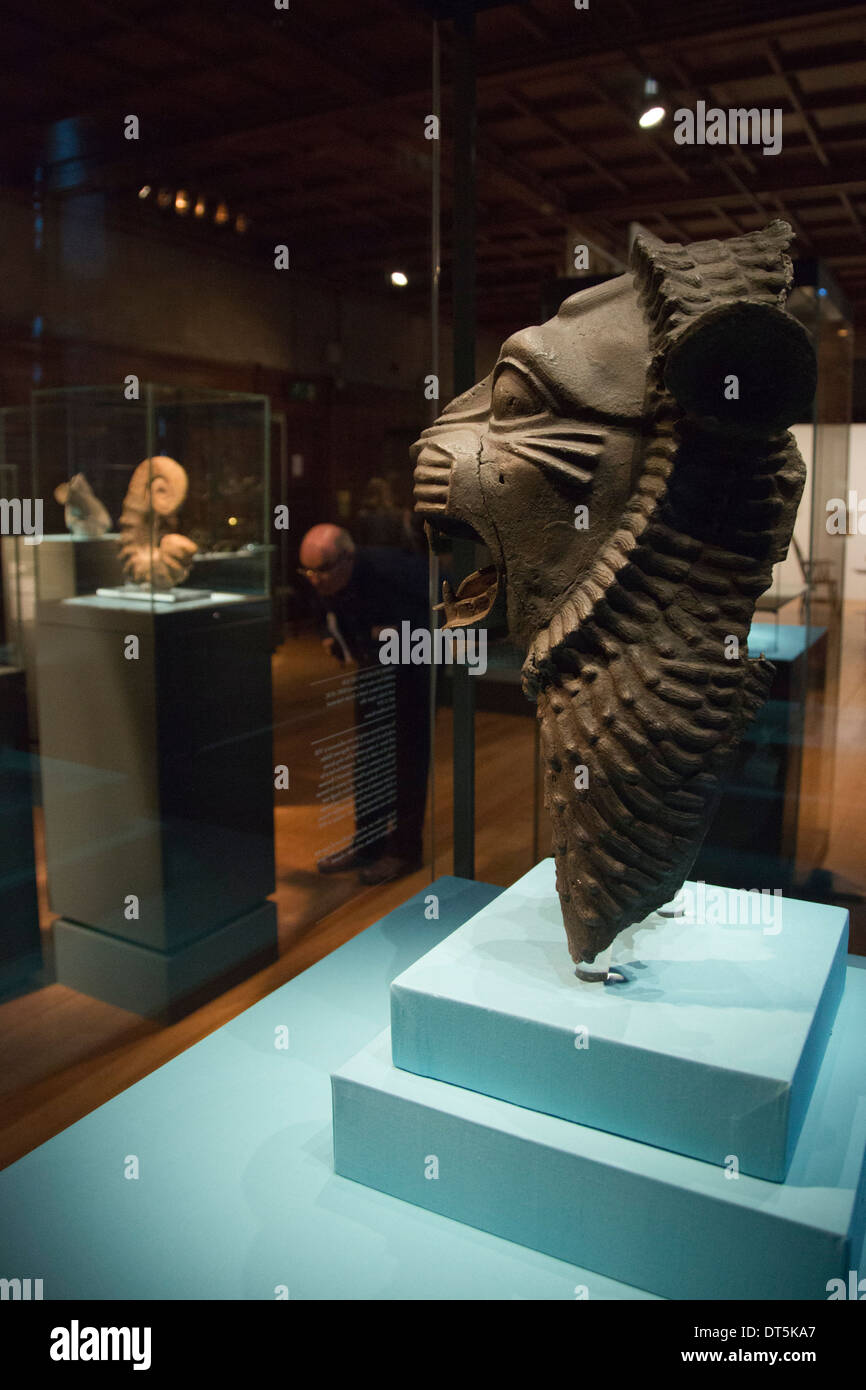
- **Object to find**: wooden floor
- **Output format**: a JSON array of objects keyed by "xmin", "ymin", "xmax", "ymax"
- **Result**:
[
  {"xmin": 0, "ymin": 633, "xmax": 545, "ymax": 1171},
  {"xmin": 1, "ymin": 608, "xmax": 864, "ymax": 1172}
]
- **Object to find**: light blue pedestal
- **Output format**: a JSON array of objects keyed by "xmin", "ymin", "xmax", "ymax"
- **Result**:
[
  {"xmin": 334, "ymin": 957, "xmax": 866, "ymax": 1300},
  {"xmin": 391, "ymin": 860, "xmax": 848, "ymax": 1180},
  {"xmin": 5, "ymin": 878, "xmax": 658, "ymax": 1300},
  {"xmin": 747, "ymin": 622, "xmax": 822, "ymax": 664},
  {"xmin": 2, "ymin": 870, "xmax": 861, "ymax": 1301}
]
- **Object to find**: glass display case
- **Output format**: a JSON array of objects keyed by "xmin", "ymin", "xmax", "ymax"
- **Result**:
[
  {"xmin": 0, "ymin": 405, "xmax": 31, "ymax": 670},
  {"xmin": 693, "ymin": 262, "xmax": 852, "ymax": 892},
  {"xmin": 30, "ymin": 385, "xmax": 276, "ymax": 1016},
  {"xmin": 0, "ymin": 405, "xmax": 41, "ymax": 986},
  {"xmin": 31, "ymin": 383, "xmax": 272, "ymax": 608}
]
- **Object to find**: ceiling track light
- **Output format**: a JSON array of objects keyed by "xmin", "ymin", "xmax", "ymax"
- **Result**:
[{"xmin": 638, "ymin": 76, "xmax": 666, "ymax": 130}]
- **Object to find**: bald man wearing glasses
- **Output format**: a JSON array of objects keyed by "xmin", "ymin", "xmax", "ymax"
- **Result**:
[{"xmin": 298, "ymin": 524, "xmax": 431, "ymax": 885}]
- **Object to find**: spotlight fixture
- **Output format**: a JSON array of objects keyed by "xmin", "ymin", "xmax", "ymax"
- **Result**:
[
  {"xmin": 138, "ymin": 184, "xmax": 151, "ymax": 200},
  {"xmin": 235, "ymin": 213, "xmax": 250, "ymax": 234},
  {"xmin": 391, "ymin": 270, "xmax": 409, "ymax": 287},
  {"xmin": 156, "ymin": 187, "xmax": 172, "ymax": 209},
  {"xmin": 194, "ymin": 197, "xmax": 207, "ymax": 218},
  {"xmin": 638, "ymin": 77, "xmax": 666, "ymax": 129},
  {"xmin": 214, "ymin": 202, "xmax": 230, "ymax": 226},
  {"xmin": 174, "ymin": 189, "xmax": 191, "ymax": 215}
]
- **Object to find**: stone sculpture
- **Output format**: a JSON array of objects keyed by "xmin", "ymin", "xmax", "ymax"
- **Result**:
[
  {"xmin": 412, "ymin": 221, "xmax": 816, "ymax": 978},
  {"xmin": 54, "ymin": 474, "xmax": 111, "ymax": 537},
  {"xmin": 118, "ymin": 455, "xmax": 198, "ymax": 590}
]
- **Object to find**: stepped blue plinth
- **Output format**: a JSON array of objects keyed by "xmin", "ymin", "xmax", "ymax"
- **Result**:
[
  {"xmin": 390, "ymin": 860, "xmax": 847, "ymax": 1181},
  {"xmin": 333, "ymin": 957, "xmax": 866, "ymax": 1300}
]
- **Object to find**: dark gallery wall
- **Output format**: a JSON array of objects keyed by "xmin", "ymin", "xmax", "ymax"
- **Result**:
[{"xmin": 0, "ymin": 188, "xmax": 501, "ymax": 531}]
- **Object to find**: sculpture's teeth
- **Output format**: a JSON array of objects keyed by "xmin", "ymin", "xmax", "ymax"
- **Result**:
[{"xmin": 437, "ymin": 565, "xmax": 499, "ymax": 629}]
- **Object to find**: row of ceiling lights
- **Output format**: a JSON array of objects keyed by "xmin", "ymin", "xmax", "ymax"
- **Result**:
[
  {"xmin": 134, "ymin": 82, "xmax": 665, "ymax": 279},
  {"xmin": 132, "ymin": 77, "xmax": 660, "ymax": 281},
  {"xmin": 140, "ymin": 179, "xmax": 410, "ymax": 284},
  {"xmin": 138, "ymin": 181, "xmax": 409, "ymax": 280},
  {"xmin": 138, "ymin": 184, "xmax": 251, "ymax": 233}
]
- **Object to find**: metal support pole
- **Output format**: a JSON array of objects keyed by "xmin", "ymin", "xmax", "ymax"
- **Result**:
[
  {"xmin": 427, "ymin": 19, "xmax": 442, "ymax": 881},
  {"xmin": 451, "ymin": 1, "xmax": 477, "ymax": 880}
]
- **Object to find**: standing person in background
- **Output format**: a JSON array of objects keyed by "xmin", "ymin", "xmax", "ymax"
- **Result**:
[
  {"xmin": 299, "ymin": 524, "xmax": 431, "ymax": 885},
  {"xmin": 352, "ymin": 476, "xmax": 415, "ymax": 550}
]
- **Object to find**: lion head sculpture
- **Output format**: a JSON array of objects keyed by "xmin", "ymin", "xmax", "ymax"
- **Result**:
[{"xmin": 412, "ymin": 221, "xmax": 816, "ymax": 976}]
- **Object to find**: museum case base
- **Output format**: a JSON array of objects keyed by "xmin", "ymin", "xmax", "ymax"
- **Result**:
[
  {"xmin": 53, "ymin": 900, "xmax": 277, "ymax": 1018},
  {"xmin": 390, "ymin": 859, "xmax": 848, "ymax": 1180},
  {"xmin": 333, "ymin": 956, "xmax": 866, "ymax": 1301}
]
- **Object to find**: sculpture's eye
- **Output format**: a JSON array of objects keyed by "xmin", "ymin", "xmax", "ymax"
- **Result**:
[{"xmin": 492, "ymin": 367, "xmax": 545, "ymax": 421}]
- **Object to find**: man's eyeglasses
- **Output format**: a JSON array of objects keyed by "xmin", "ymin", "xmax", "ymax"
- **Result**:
[{"xmin": 297, "ymin": 558, "xmax": 343, "ymax": 578}]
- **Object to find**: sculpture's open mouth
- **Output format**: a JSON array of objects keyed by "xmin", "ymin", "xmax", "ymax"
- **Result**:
[{"xmin": 438, "ymin": 563, "xmax": 500, "ymax": 629}]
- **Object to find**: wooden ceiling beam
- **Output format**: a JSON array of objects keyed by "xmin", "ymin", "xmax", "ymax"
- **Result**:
[
  {"xmin": 506, "ymin": 89, "xmax": 630, "ymax": 197},
  {"xmin": 472, "ymin": 3, "xmax": 866, "ymax": 99},
  {"xmin": 692, "ymin": 41, "xmax": 865, "ymax": 89},
  {"xmin": 839, "ymin": 193, "xmax": 866, "ymax": 243},
  {"xmin": 765, "ymin": 39, "xmax": 831, "ymax": 169},
  {"xmin": 545, "ymin": 165, "xmax": 866, "ymax": 223}
]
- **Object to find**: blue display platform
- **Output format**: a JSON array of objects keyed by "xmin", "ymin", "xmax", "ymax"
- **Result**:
[
  {"xmin": 390, "ymin": 860, "xmax": 848, "ymax": 1181},
  {"xmin": 747, "ymin": 622, "xmax": 823, "ymax": 665},
  {"xmin": 335, "ymin": 956, "xmax": 866, "ymax": 1299},
  {"xmin": 3, "ymin": 872, "xmax": 863, "ymax": 1301},
  {"xmin": 1, "ymin": 877, "xmax": 661, "ymax": 1301}
]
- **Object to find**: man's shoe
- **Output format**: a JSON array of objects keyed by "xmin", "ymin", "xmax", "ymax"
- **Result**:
[
  {"xmin": 358, "ymin": 854, "xmax": 423, "ymax": 886},
  {"xmin": 317, "ymin": 845, "xmax": 370, "ymax": 874}
]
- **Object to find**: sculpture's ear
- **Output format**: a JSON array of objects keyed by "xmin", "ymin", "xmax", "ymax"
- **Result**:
[{"xmin": 663, "ymin": 301, "xmax": 816, "ymax": 435}]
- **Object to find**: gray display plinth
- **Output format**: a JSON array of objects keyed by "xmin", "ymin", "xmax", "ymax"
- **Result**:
[
  {"xmin": 0, "ymin": 665, "xmax": 41, "ymax": 990},
  {"xmin": 36, "ymin": 591, "xmax": 277, "ymax": 1015}
]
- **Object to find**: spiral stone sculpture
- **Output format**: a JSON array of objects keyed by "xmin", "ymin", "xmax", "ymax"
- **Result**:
[{"xmin": 118, "ymin": 455, "xmax": 198, "ymax": 591}]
